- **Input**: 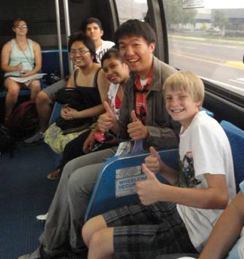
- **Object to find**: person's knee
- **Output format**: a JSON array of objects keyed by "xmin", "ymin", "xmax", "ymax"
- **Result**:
[
  {"xmin": 82, "ymin": 220, "xmax": 93, "ymax": 247},
  {"xmin": 36, "ymin": 91, "xmax": 51, "ymax": 106},
  {"xmin": 62, "ymin": 159, "xmax": 78, "ymax": 180},
  {"xmin": 89, "ymin": 230, "xmax": 105, "ymax": 250},
  {"xmin": 88, "ymin": 228, "xmax": 113, "ymax": 257},
  {"xmin": 82, "ymin": 216, "xmax": 107, "ymax": 247},
  {"xmin": 6, "ymin": 85, "xmax": 20, "ymax": 98},
  {"xmin": 30, "ymin": 81, "xmax": 41, "ymax": 93},
  {"xmin": 67, "ymin": 166, "xmax": 97, "ymax": 209},
  {"xmin": 68, "ymin": 170, "xmax": 84, "ymax": 195}
]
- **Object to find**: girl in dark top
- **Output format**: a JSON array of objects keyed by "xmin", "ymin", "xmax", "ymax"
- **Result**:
[
  {"xmin": 44, "ymin": 32, "xmax": 109, "ymax": 160},
  {"xmin": 47, "ymin": 48, "xmax": 129, "ymax": 180}
]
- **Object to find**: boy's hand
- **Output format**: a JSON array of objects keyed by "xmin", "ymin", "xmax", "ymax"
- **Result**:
[
  {"xmin": 136, "ymin": 164, "xmax": 161, "ymax": 205},
  {"xmin": 97, "ymin": 101, "xmax": 117, "ymax": 133},
  {"xmin": 145, "ymin": 147, "xmax": 163, "ymax": 173},
  {"xmin": 127, "ymin": 110, "xmax": 148, "ymax": 140}
]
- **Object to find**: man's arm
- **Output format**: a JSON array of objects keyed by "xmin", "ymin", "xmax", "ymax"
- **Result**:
[
  {"xmin": 145, "ymin": 119, "xmax": 180, "ymax": 149},
  {"xmin": 199, "ymin": 191, "xmax": 244, "ymax": 259}
]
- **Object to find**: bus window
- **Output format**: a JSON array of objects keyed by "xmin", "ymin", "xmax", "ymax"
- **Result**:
[
  {"xmin": 163, "ymin": 0, "xmax": 244, "ymax": 96},
  {"xmin": 115, "ymin": 0, "xmax": 148, "ymax": 24}
]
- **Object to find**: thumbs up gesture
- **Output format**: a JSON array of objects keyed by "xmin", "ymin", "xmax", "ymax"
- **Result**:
[
  {"xmin": 127, "ymin": 110, "xmax": 149, "ymax": 140},
  {"xmin": 145, "ymin": 147, "xmax": 163, "ymax": 173},
  {"xmin": 136, "ymin": 163, "xmax": 161, "ymax": 205},
  {"xmin": 104, "ymin": 101, "xmax": 117, "ymax": 121},
  {"xmin": 98, "ymin": 101, "xmax": 117, "ymax": 133},
  {"xmin": 131, "ymin": 110, "xmax": 138, "ymax": 122}
]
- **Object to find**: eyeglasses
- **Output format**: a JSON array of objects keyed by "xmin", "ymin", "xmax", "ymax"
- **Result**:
[
  {"xmin": 69, "ymin": 49, "xmax": 90, "ymax": 57},
  {"xmin": 16, "ymin": 25, "xmax": 28, "ymax": 29}
]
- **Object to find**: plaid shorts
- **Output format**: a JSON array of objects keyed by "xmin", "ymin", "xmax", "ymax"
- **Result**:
[{"xmin": 103, "ymin": 202, "xmax": 197, "ymax": 259}]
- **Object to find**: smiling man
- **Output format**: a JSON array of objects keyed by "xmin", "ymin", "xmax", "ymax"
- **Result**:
[{"xmin": 98, "ymin": 19, "xmax": 179, "ymax": 149}]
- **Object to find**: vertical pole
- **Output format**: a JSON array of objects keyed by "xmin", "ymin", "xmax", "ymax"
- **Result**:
[
  {"xmin": 55, "ymin": 0, "xmax": 64, "ymax": 79},
  {"xmin": 63, "ymin": 0, "xmax": 73, "ymax": 74}
]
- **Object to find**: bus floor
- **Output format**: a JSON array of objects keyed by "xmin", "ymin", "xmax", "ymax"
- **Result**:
[{"xmin": 0, "ymin": 142, "xmax": 58, "ymax": 259}]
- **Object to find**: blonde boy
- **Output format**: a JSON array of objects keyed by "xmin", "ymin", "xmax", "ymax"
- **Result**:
[{"xmin": 82, "ymin": 71, "xmax": 236, "ymax": 259}]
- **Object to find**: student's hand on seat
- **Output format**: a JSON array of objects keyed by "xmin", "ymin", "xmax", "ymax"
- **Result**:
[
  {"xmin": 145, "ymin": 147, "xmax": 163, "ymax": 173},
  {"xmin": 127, "ymin": 110, "xmax": 148, "ymax": 140},
  {"xmin": 83, "ymin": 132, "xmax": 95, "ymax": 153},
  {"xmin": 137, "ymin": 163, "xmax": 162, "ymax": 205},
  {"xmin": 98, "ymin": 101, "xmax": 117, "ymax": 133}
]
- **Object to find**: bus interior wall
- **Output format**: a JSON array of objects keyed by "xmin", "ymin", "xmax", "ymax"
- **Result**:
[{"xmin": 0, "ymin": 0, "xmax": 115, "ymax": 50}]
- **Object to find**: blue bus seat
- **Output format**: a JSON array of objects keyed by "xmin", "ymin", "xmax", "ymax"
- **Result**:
[
  {"xmin": 220, "ymin": 120, "xmax": 244, "ymax": 192},
  {"xmin": 202, "ymin": 107, "xmax": 214, "ymax": 117},
  {"xmin": 41, "ymin": 49, "xmax": 69, "ymax": 77},
  {"xmin": 49, "ymin": 102, "xmax": 63, "ymax": 125},
  {"xmin": 0, "ymin": 50, "xmax": 69, "ymax": 99},
  {"xmin": 84, "ymin": 148, "xmax": 179, "ymax": 221}
]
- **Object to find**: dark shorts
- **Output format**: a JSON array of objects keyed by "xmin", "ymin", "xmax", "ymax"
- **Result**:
[{"xmin": 103, "ymin": 202, "xmax": 197, "ymax": 259}]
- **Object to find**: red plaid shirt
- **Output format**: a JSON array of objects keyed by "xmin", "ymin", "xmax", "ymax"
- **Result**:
[{"xmin": 134, "ymin": 69, "xmax": 153, "ymax": 124}]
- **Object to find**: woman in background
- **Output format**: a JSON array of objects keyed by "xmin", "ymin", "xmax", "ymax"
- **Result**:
[{"xmin": 1, "ymin": 18, "xmax": 42, "ymax": 122}]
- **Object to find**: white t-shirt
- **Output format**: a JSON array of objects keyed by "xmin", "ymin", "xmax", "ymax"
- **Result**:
[
  {"xmin": 107, "ymin": 83, "xmax": 120, "ymax": 119},
  {"xmin": 176, "ymin": 111, "xmax": 236, "ymax": 252},
  {"xmin": 96, "ymin": 40, "xmax": 115, "ymax": 64},
  {"xmin": 226, "ymin": 181, "xmax": 244, "ymax": 259}
]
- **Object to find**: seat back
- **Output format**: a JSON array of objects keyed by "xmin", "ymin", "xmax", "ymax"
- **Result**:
[
  {"xmin": 85, "ymin": 149, "xmax": 179, "ymax": 221},
  {"xmin": 202, "ymin": 107, "xmax": 214, "ymax": 117},
  {"xmin": 41, "ymin": 49, "xmax": 69, "ymax": 77},
  {"xmin": 220, "ymin": 120, "xmax": 244, "ymax": 192},
  {"xmin": 49, "ymin": 102, "xmax": 63, "ymax": 125}
]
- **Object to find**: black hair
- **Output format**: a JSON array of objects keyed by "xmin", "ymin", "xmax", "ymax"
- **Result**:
[
  {"xmin": 12, "ymin": 17, "xmax": 27, "ymax": 28},
  {"xmin": 114, "ymin": 19, "xmax": 156, "ymax": 46},
  {"xmin": 68, "ymin": 31, "xmax": 97, "ymax": 63},
  {"xmin": 81, "ymin": 17, "xmax": 103, "ymax": 32},
  {"xmin": 101, "ymin": 47, "xmax": 121, "ymax": 67}
]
